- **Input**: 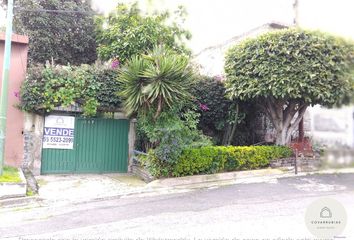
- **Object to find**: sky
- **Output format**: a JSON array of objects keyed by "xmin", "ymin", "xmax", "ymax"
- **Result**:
[
  {"xmin": 1, "ymin": 0, "xmax": 354, "ymax": 54},
  {"xmin": 91, "ymin": 0, "xmax": 354, "ymax": 53}
]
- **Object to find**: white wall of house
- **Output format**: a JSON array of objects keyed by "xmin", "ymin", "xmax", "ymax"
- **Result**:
[
  {"xmin": 306, "ymin": 105, "xmax": 354, "ymax": 148},
  {"xmin": 192, "ymin": 23, "xmax": 288, "ymax": 77}
]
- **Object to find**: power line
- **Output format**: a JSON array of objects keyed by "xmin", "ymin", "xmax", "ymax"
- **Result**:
[{"xmin": 14, "ymin": 7, "xmax": 96, "ymax": 15}]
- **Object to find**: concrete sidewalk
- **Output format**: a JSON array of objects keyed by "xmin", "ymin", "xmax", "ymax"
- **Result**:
[
  {"xmin": 0, "ymin": 173, "xmax": 148, "ymax": 209},
  {"xmin": 1, "ymin": 167, "xmax": 354, "ymax": 210},
  {"xmin": 36, "ymin": 174, "xmax": 147, "ymax": 203}
]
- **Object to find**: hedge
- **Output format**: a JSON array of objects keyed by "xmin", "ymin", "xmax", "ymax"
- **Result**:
[
  {"xmin": 172, "ymin": 145, "xmax": 292, "ymax": 177},
  {"xmin": 20, "ymin": 64, "xmax": 121, "ymax": 116}
]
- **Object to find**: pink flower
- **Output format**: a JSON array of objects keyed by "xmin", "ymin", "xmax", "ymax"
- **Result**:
[
  {"xmin": 111, "ymin": 59, "xmax": 120, "ymax": 69},
  {"xmin": 14, "ymin": 91, "xmax": 20, "ymax": 98},
  {"xmin": 199, "ymin": 102, "xmax": 209, "ymax": 111}
]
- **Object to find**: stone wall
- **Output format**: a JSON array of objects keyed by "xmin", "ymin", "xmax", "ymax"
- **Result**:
[
  {"xmin": 270, "ymin": 148, "xmax": 354, "ymax": 172},
  {"xmin": 250, "ymin": 111, "xmax": 274, "ymax": 143},
  {"xmin": 270, "ymin": 156, "xmax": 321, "ymax": 172},
  {"xmin": 131, "ymin": 163, "xmax": 155, "ymax": 183},
  {"xmin": 299, "ymin": 157, "xmax": 322, "ymax": 172},
  {"xmin": 22, "ymin": 112, "xmax": 44, "ymax": 176},
  {"xmin": 128, "ymin": 119, "xmax": 137, "ymax": 172}
]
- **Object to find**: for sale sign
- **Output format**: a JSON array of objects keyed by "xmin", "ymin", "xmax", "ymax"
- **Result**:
[{"xmin": 43, "ymin": 115, "xmax": 75, "ymax": 149}]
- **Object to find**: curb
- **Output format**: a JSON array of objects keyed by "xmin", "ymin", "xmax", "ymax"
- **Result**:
[
  {"xmin": 0, "ymin": 168, "xmax": 27, "ymax": 200},
  {"xmin": 1, "ymin": 167, "xmax": 353, "ymax": 210},
  {"xmin": 313, "ymin": 168, "xmax": 354, "ymax": 175},
  {"xmin": 146, "ymin": 167, "xmax": 354, "ymax": 189},
  {"xmin": 0, "ymin": 196, "xmax": 42, "ymax": 209},
  {"xmin": 146, "ymin": 168, "xmax": 291, "ymax": 188}
]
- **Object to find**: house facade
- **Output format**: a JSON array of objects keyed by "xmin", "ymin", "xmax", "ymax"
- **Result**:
[
  {"xmin": 1, "ymin": 33, "xmax": 134, "ymax": 175},
  {"xmin": 193, "ymin": 22, "xmax": 289, "ymax": 77},
  {"xmin": 0, "ymin": 33, "xmax": 29, "ymax": 167}
]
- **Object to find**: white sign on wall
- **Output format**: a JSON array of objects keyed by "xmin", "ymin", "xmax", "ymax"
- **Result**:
[{"xmin": 43, "ymin": 115, "xmax": 75, "ymax": 149}]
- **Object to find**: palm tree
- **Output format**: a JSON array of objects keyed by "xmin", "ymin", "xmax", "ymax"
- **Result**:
[{"xmin": 118, "ymin": 45, "xmax": 195, "ymax": 119}]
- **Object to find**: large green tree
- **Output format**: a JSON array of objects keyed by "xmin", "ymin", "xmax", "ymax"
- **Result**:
[
  {"xmin": 225, "ymin": 29, "xmax": 354, "ymax": 145},
  {"xmin": 95, "ymin": 2, "xmax": 191, "ymax": 64},
  {"xmin": 12, "ymin": 0, "xmax": 97, "ymax": 65}
]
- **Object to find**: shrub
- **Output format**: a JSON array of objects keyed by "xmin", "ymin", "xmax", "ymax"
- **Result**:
[
  {"xmin": 191, "ymin": 76, "xmax": 262, "ymax": 145},
  {"xmin": 139, "ymin": 150, "xmax": 171, "ymax": 178},
  {"xmin": 174, "ymin": 146, "xmax": 227, "ymax": 176},
  {"xmin": 140, "ymin": 145, "xmax": 292, "ymax": 178},
  {"xmin": 172, "ymin": 145, "xmax": 292, "ymax": 177},
  {"xmin": 137, "ymin": 108, "xmax": 212, "ymax": 178},
  {"xmin": 20, "ymin": 64, "xmax": 121, "ymax": 116}
]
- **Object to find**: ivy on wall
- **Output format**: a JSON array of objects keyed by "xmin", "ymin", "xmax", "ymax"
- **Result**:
[{"xmin": 20, "ymin": 63, "xmax": 122, "ymax": 116}]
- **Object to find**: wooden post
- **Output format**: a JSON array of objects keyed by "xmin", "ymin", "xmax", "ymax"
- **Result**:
[{"xmin": 295, "ymin": 149, "xmax": 298, "ymax": 175}]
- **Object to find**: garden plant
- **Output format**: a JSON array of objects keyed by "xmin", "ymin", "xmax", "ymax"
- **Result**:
[{"xmin": 225, "ymin": 29, "xmax": 354, "ymax": 145}]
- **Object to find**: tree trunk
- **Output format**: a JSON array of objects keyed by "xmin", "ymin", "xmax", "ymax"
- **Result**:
[
  {"xmin": 261, "ymin": 98, "xmax": 308, "ymax": 146},
  {"xmin": 221, "ymin": 103, "xmax": 240, "ymax": 146},
  {"xmin": 221, "ymin": 125, "xmax": 231, "ymax": 146},
  {"xmin": 275, "ymin": 126, "xmax": 288, "ymax": 145},
  {"xmin": 298, "ymin": 118, "xmax": 304, "ymax": 142},
  {"xmin": 226, "ymin": 103, "xmax": 239, "ymax": 145},
  {"xmin": 153, "ymin": 95, "xmax": 163, "ymax": 120}
]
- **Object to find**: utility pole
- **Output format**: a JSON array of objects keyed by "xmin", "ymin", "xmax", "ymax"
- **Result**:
[
  {"xmin": 293, "ymin": 0, "xmax": 299, "ymax": 26},
  {"xmin": 293, "ymin": 0, "xmax": 305, "ymax": 143},
  {"xmin": 0, "ymin": 0, "xmax": 14, "ymax": 175}
]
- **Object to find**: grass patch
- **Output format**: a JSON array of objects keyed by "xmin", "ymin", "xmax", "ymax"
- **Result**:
[
  {"xmin": 26, "ymin": 189, "xmax": 34, "ymax": 196},
  {"xmin": 0, "ymin": 166, "xmax": 22, "ymax": 183}
]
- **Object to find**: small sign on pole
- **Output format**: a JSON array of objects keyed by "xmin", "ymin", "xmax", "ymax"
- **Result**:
[{"xmin": 43, "ymin": 115, "xmax": 75, "ymax": 149}]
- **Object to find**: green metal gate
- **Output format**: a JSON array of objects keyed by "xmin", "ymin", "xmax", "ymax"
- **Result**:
[{"xmin": 41, "ymin": 117, "xmax": 129, "ymax": 174}]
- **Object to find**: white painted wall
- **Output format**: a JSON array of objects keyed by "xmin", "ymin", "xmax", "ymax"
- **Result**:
[{"xmin": 307, "ymin": 105, "xmax": 354, "ymax": 148}]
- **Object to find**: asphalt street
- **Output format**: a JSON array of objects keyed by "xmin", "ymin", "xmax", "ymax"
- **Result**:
[{"xmin": 1, "ymin": 173, "xmax": 354, "ymax": 240}]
